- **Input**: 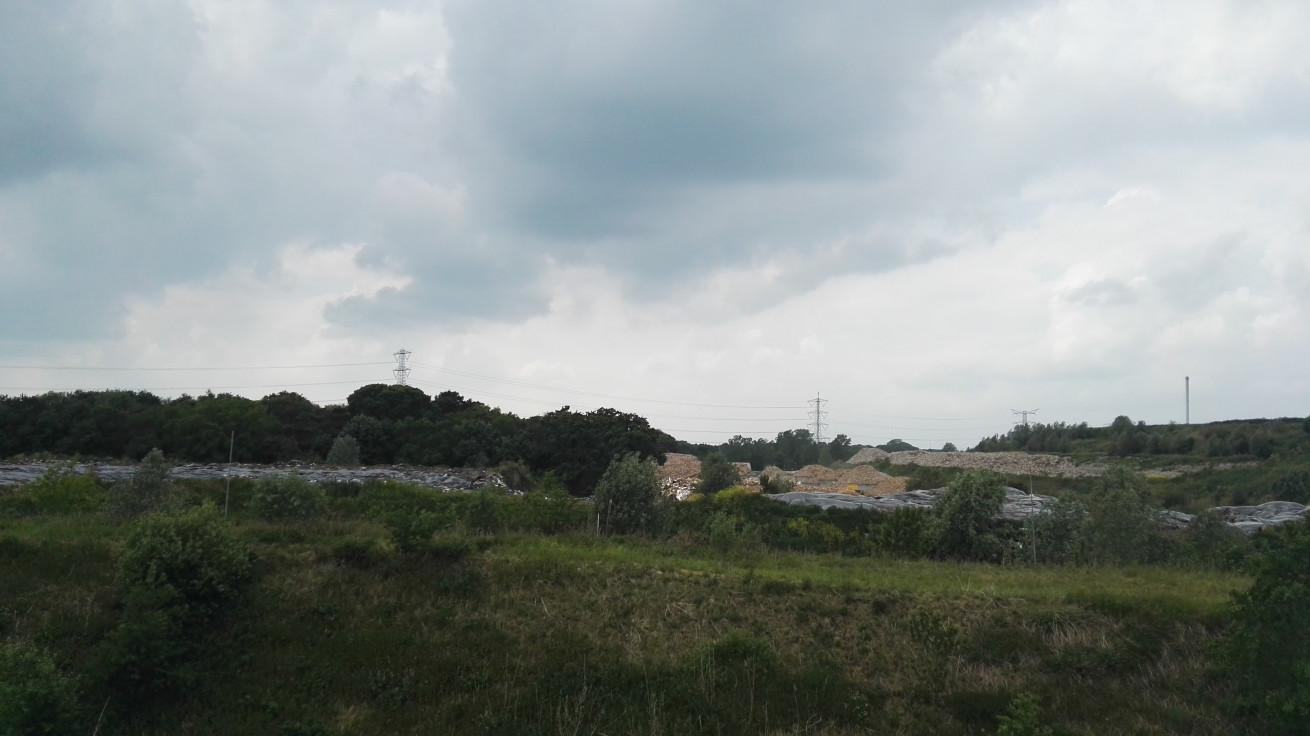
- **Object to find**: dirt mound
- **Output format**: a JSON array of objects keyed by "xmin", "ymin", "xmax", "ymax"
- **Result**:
[
  {"xmin": 846, "ymin": 447, "xmax": 890, "ymax": 465},
  {"xmin": 659, "ymin": 453, "xmax": 702, "ymax": 481},
  {"xmin": 885, "ymin": 450, "xmax": 1103, "ymax": 478}
]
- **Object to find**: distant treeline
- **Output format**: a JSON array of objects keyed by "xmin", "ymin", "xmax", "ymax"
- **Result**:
[
  {"xmin": 972, "ymin": 415, "xmax": 1310, "ymax": 458},
  {"xmin": 677, "ymin": 429, "xmax": 868, "ymax": 471},
  {"xmin": 0, "ymin": 385, "xmax": 676, "ymax": 495}
]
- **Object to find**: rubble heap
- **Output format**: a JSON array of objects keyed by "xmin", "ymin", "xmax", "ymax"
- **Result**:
[
  {"xmin": 0, "ymin": 462, "xmax": 503, "ymax": 491},
  {"xmin": 768, "ymin": 488, "xmax": 1307, "ymax": 536}
]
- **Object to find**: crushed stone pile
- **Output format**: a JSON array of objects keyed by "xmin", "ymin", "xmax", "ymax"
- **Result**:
[
  {"xmin": 883, "ymin": 451, "xmax": 1104, "ymax": 478},
  {"xmin": 659, "ymin": 453, "xmax": 703, "ymax": 500},
  {"xmin": 658, "ymin": 453, "xmax": 702, "ymax": 481},
  {"xmin": 845, "ymin": 447, "xmax": 890, "ymax": 464}
]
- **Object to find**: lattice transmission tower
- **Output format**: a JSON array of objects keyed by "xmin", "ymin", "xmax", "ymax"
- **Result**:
[
  {"xmin": 393, "ymin": 348, "xmax": 412, "ymax": 385},
  {"xmin": 1012, "ymin": 408, "xmax": 1038, "ymax": 427},
  {"xmin": 808, "ymin": 392, "xmax": 829, "ymax": 445}
]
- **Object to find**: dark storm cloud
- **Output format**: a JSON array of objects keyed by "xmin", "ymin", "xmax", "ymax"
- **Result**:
[{"xmin": 443, "ymin": 2, "xmax": 988, "ymax": 253}]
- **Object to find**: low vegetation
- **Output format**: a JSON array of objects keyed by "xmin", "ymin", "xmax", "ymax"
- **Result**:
[
  {"xmin": 3, "ymin": 403, "xmax": 1310, "ymax": 733},
  {"xmin": 2, "ymin": 454, "xmax": 1305, "ymax": 735}
]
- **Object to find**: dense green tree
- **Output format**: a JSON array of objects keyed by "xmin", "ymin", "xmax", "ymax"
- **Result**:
[
  {"xmin": 432, "ymin": 390, "xmax": 477, "ymax": 417},
  {"xmin": 774, "ymin": 429, "xmax": 819, "ymax": 470},
  {"xmin": 828, "ymin": 434, "xmax": 856, "ymax": 462},
  {"xmin": 525, "ymin": 407, "xmax": 675, "ymax": 495},
  {"xmin": 326, "ymin": 435, "xmax": 361, "ymax": 466},
  {"xmin": 156, "ymin": 393, "xmax": 277, "ymax": 463},
  {"xmin": 929, "ymin": 470, "xmax": 1006, "ymax": 562},
  {"xmin": 340, "ymin": 415, "xmax": 395, "ymax": 465},
  {"xmin": 594, "ymin": 453, "xmax": 663, "ymax": 534},
  {"xmin": 259, "ymin": 391, "xmax": 329, "ymax": 460},
  {"xmin": 877, "ymin": 438, "xmax": 918, "ymax": 453},
  {"xmin": 346, "ymin": 383, "xmax": 431, "ymax": 422}
]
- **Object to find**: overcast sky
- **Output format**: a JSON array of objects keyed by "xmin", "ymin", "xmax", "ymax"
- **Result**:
[{"xmin": 2, "ymin": 0, "xmax": 1308, "ymax": 449}]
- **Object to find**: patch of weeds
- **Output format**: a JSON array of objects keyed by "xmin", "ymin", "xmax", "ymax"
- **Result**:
[
  {"xmin": 905, "ymin": 607, "xmax": 962, "ymax": 656},
  {"xmin": 368, "ymin": 666, "xmax": 414, "ymax": 709},
  {"xmin": 869, "ymin": 591, "xmax": 910, "ymax": 616},
  {"xmin": 997, "ymin": 692, "xmax": 1055, "ymax": 736},
  {"xmin": 947, "ymin": 689, "xmax": 1014, "ymax": 731},
  {"xmin": 757, "ymin": 578, "xmax": 796, "ymax": 596},
  {"xmin": 280, "ymin": 720, "xmax": 331, "ymax": 736},
  {"xmin": 426, "ymin": 533, "xmax": 474, "ymax": 561},
  {"xmin": 1043, "ymin": 646, "xmax": 1127, "ymax": 677},
  {"xmin": 964, "ymin": 623, "xmax": 1048, "ymax": 664},
  {"xmin": 328, "ymin": 538, "xmax": 389, "ymax": 569}
]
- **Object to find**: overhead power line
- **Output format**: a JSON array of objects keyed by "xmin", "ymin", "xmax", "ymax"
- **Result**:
[
  {"xmin": 408, "ymin": 361, "xmax": 806, "ymax": 411},
  {"xmin": 827, "ymin": 409, "xmax": 1006, "ymax": 422}
]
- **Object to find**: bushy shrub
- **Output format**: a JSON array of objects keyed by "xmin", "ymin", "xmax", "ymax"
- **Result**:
[
  {"xmin": 21, "ymin": 463, "xmax": 105, "ymax": 514},
  {"xmin": 1218, "ymin": 521, "xmax": 1310, "ymax": 733},
  {"xmin": 594, "ymin": 453, "xmax": 663, "ymax": 534},
  {"xmin": 106, "ymin": 448, "xmax": 176, "ymax": 518},
  {"xmin": 786, "ymin": 517, "xmax": 847, "ymax": 553},
  {"xmin": 1270, "ymin": 470, "xmax": 1310, "ymax": 504},
  {"xmin": 758, "ymin": 474, "xmax": 795, "ymax": 494},
  {"xmin": 707, "ymin": 511, "xmax": 764, "ymax": 554},
  {"xmin": 906, "ymin": 464, "xmax": 956, "ymax": 491},
  {"xmin": 0, "ymin": 640, "xmax": 80, "ymax": 736},
  {"xmin": 382, "ymin": 510, "xmax": 446, "ymax": 554},
  {"xmin": 463, "ymin": 488, "xmax": 505, "ymax": 534},
  {"xmin": 1074, "ymin": 466, "xmax": 1155, "ymax": 565},
  {"xmin": 696, "ymin": 453, "xmax": 741, "ymax": 496},
  {"xmin": 496, "ymin": 460, "xmax": 537, "ymax": 492},
  {"xmin": 93, "ymin": 505, "xmax": 251, "ymax": 710},
  {"xmin": 1022, "ymin": 498, "xmax": 1084, "ymax": 565},
  {"xmin": 871, "ymin": 507, "xmax": 932, "ymax": 559},
  {"xmin": 1181, "ymin": 510, "xmax": 1245, "ymax": 569},
  {"xmin": 116, "ymin": 505, "xmax": 252, "ymax": 626},
  {"xmin": 248, "ymin": 473, "xmax": 326, "ymax": 521},
  {"xmin": 89, "ymin": 590, "xmax": 197, "ymax": 708},
  {"xmin": 929, "ymin": 471, "xmax": 1006, "ymax": 562},
  {"xmin": 507, "ymin": 492, "xmax": 587, "ymax": 534},
  {"xmin": 325, "ymin": 435, "xmax": 361, "ymax": 467},
  {"xmin": 996, "ymin": 693, "xmax": 1053, "ymax": 736}
]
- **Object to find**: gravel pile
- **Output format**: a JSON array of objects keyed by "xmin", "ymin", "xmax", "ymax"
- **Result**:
[
  {"xmin": 845, "ymin": 447, "xmax": 890, "ymax": 464},
  {"xmin": 881, "ymin": 451, "xmax": 1105, "ymax": 478}
]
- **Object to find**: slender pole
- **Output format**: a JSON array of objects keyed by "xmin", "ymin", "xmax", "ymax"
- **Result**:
[
  {"xmin": 224, "ymin": 430, "xmax": 234, "ymax": 516},
  {"xmin": 1029, "ymin": 473, "xmax": 1036, "ymax": 565},
  {"xmin": 1185, "ymin": 376, "xmax": 1190, "ymax": 425}
]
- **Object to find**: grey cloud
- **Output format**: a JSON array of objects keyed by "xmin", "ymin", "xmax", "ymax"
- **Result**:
[
  {"xmin": 0, "ymin": 3, "xmax": 113, "ymax": 185},
  {"xmin": 1063, "ymin": 278, "xmax": 1138, "ymax": 307},
  {"xmin": 445, "ymin": 2, "xmax": 982, "ymax": 246},
  {"xmin": 1154, "ymin": 235, "xmax": 1259, "ymax": 311},
  {"xmin": 324, "ymin": 252, "xmax": 548, "ymax": 327}
]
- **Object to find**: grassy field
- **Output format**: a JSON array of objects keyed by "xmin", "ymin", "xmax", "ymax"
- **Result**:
[{"xmin": 2, "ymin": 507, "xmax": 1249, "ymax": 736}]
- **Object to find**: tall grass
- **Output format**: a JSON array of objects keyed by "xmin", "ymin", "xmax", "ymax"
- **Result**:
[{"xmin": 0, "ymin": 481, "xmax": 1255, "ymax": 735}]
